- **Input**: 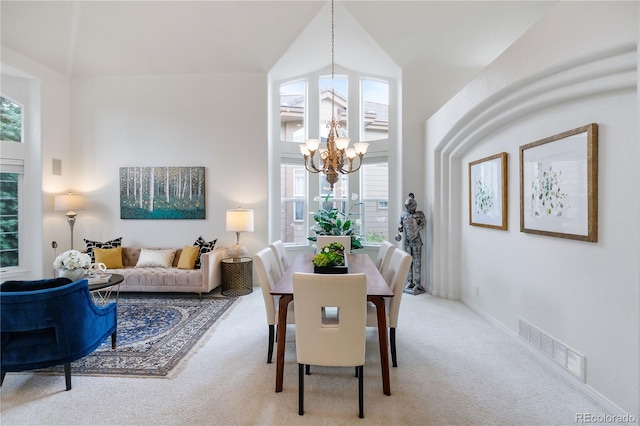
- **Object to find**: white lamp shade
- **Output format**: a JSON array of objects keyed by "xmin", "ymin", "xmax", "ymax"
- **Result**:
[
  {"xmin": 353, "ymin": 142, "xmax": 369, "ymax": 155},
  {"xmin": 335, "ymin": 137, "xmax": 350, "ymax": 150},
  {"xmin": 226, "ymin": 208, "xmax": 254, "ymax": 232},
  {"xmin": 304, "ymin": 138, "xmax": 320, "ymax": 152},
  {"xmin": 55, "ymin": 194, "xmax": 84, "ymax": 213}
]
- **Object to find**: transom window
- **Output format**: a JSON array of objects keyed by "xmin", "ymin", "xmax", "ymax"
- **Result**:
[
  {"xmin": 361, "ymin": 79, "xmax": 389, "ymax": 142},
  {"xmin": 280, "ymin": 80, "xmax": 306, "ymax": 143},
  {"xmin": 319, "ymin": 76, "xmax": 348, "ymax": 138},
  {"xmin": 1, "ymin": 96, "xmax": 22, "ymax": 143}
]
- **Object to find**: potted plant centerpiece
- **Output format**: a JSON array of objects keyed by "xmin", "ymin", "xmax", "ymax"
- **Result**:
[
  {"xmin": 313, "ymin": 242, "xmax": 348, "ymax": 274},
  {"xmin": 308, "ymin": 193, "xmax": 363, "ymax": 250}
]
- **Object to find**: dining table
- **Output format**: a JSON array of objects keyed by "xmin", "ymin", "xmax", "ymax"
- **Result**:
[{"xmin": 270, "ymin": 253, "xmax": 394, "ymax": 396}]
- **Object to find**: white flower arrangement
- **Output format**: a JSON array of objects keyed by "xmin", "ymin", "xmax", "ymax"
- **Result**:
[{"xmin": 53, "ymin": 250, "xmax": 91, "ymax": 270}]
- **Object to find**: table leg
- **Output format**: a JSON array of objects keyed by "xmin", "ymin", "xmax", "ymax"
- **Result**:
[
  {"xmin": 369, "ymin": 295, "xmax": 391, "ymax": 396},
  {"xmin": 275, "ymin": 294, "xmax": 293, "ymax": 393}
]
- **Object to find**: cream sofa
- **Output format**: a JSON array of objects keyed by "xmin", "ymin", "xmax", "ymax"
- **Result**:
[{"xmin": 106, "ymin": 246, "xmax": 228, "ymax": 295}]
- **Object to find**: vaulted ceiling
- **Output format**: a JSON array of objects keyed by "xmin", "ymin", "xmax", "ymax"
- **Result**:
[{"xmin": 1, "ymin": 1, "xmax": 556, "ymax": 78}]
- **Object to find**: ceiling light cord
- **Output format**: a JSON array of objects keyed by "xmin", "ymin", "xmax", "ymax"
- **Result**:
[{"xmin": 299, "ymin": 0, "xmax": 369, "ymax": 190}]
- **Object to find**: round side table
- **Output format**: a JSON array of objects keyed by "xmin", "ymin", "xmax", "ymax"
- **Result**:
[{"xmin": 221, "ymin": 257, "xmax": 253, "ymax": 296}]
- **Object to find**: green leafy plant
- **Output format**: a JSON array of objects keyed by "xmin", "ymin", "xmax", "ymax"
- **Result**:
[
  {"xmin": 312, "ymin": 242, "xmax": 346, "ymax": 267},
  {"xmin": 365, "ymin": 231, "xmax": 386, "ymax": 243},
  {"xmin": 308, "ymin": 193, "xmax": 363, "ymax": 250}
]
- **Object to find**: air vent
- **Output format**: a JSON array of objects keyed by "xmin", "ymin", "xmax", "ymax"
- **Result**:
[{"xmin": 518, "ymin": 318, "xmax": 586, "ymax": 382}]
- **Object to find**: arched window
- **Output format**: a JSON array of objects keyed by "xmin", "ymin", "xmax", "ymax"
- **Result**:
[
  {"xmin": 280, "ymin": 80, "xmax": 306, "ymax": 143},
  {"xmin": 275, "ymin": 69, "xmax": 393, "ymax": 247}
]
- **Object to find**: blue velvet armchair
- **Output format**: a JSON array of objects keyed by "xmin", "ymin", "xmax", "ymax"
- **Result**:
[{"xmin": 0, "ymin": 277, "xmax": 117, "ymax": 390}]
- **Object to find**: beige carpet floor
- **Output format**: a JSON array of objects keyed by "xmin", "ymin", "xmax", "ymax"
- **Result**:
[{"xmin": 1, "ymin": 288, "xmax": 612, "ymax": 425}]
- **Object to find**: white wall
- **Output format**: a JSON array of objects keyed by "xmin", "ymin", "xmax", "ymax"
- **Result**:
[
  {"xmin": 425, "ymin": 1, "xmax": 638, "ymax": 416},
  {"xmin": 69, "ymin": 73, "xmax": 268, "ymax": 258},
  {"xmin": 0, "ymin": 52, "xmax": 269, "ymax": 276}
]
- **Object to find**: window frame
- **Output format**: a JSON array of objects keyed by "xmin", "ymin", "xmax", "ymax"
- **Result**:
[
  {"xmin": 359, "ymin": 158, "xmax": 390, "ymax": 244},
  {"xmin": 0, "ymin": 93, "xmax": 27, "ymax": 275},
  {"xmin": 275, "ymin": 66, "xmax": 394, "ymax": 248},
  {"xmin": 0, "ymin": 167, "xmax": 23, "ymax": 271},
  {"xmin": 360, "ymin": 77, "xmax": 389, "ymax": 142},
  {"xmin": 0, "ymin": 95, "xmax": 24, "ymax": 143}
]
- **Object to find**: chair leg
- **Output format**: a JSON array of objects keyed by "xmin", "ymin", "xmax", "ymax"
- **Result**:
[
  {"xmin": 64, "ymin": 363, "xmax": 72, "ymax": 391},
  {"xmin": 267, "ymin": 325, "xmax": 275, "ymax": 364},
  {"xmin": 111, "ymin": 331, "xmax": 117, "ymax": 349},
  {"xmin": 390, "ymin": 327, "xmax": 398, "ymax": 367},
  {"xmin": 358, "ymin": 365, "xmax": 364, "ymax": 418},
  {"xmin": 298, "ymin": 363, "xmax": 304, "ymax": 415},
  {"xmin": 305, "ymin": 365, "xmax": 310, "ymax": 375}
]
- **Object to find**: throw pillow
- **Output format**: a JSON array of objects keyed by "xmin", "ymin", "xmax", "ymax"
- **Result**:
[
  {"xmin": 135, "ymin": 248, "xmax": 177, "ymax": 268},
  {"xmin": 84, "ymin": 237, "xmax": 123, "ymax": 262},
  {"xmin": 177, "ymin": 245, "xmax": 200, "ymax": 270},
  {"xmin": 193, "ymin": 236, "xmax": 217, "ymax": 269},
  {"xmin": 94, "ymin": 246, "xmax": 124, "ymax": 269}
]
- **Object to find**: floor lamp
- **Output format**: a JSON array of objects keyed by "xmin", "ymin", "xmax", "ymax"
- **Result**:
[
  {"xmin": 226, "ymin": 208, "xmax": 254, "ymax": 259},
  {"xmin": 55, "ymin": 193, "xmax": 84, "ymax": 250}
]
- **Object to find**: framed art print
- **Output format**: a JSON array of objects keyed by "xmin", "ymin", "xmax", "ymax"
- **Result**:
[
  {"xmin": 468, "ymin": 152, "xmax": 508, "ymax": 230},
  {"xmin": 519, "ymin": 123, "xmax": 598, "ymax": 242},
  {"xmin": 120, "ymin": 166, "xmax": 206, "ymax": 219}
]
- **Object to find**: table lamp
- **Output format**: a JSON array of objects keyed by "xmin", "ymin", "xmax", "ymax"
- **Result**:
[
  {"xmin": 55, "ymin": 193, "xmax": 84, "ymax": 250},
  {"xmin": 226, "ymin": 208, "xmax": 254, "ymax": 258}
]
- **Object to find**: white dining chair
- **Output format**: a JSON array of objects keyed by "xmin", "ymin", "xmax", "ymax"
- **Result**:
[
  {"xmin": 293, "ymin": 272, "xmax": 367, "ymax": 418},
  {"xmin": 316, "ymin": 235, "xmax": 351, "ymax": 253},
  {"xmin": 375, "ymin": 240, "xmax": 395, "ymax": 273},
  {"xmin": 254, "ymin": 247, "xmax": 295, "ymax": 363},
  {"xmin": 268, "ymin": 240, "xmax": 289, "ymax": 277},
  {"xmin": 366, "ymin": 249, "xmax": 412, "ymax": 367}
]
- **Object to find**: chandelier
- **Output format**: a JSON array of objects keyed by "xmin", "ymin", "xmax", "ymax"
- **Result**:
[{"xmin": 299, "ymin": 0, "xmax": 368, "ymax": 190}]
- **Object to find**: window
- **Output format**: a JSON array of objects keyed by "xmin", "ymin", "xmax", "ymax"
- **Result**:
[
  {"xmin": 277, "ymin": 71, "xmax": 392, "ymax": 247},
  {"xmin": 360, "ymin": 163, "xmax": 389, "ymax": 243},
  {"xmin": 0, "ymin": 163, "xmax": 22, "ymax": 269},
  {"xmin": 361, "ymin": 79, "xmax": 389, "ymax": 141},
  {"xmin": 293, "ymin": 169, "xmax": 305, "ymax": 221},
  {"xmin": 319, "ymin": 175, "xmax": 348, "ymax": 211},
  {"xmin": 0, "ymin": 95, "xmax": 23, "ymax": 270},
  {"xmin": 293, "ymin": 169, "xmax": 305, "ymax": 197},
  {"xmin": 319, "ymin": 76, "xmax": 348, "ymax": 138},
  {"xmin": 280, "ymin": 80, "xmax": 306, "ymax": 143},
  {"xmin": 280, "ymin": 164, "xmax": 307, "ymax": 243},
  {"xmin": 0, "ymin": 96, "xmax": 23, "ymax": 143}
]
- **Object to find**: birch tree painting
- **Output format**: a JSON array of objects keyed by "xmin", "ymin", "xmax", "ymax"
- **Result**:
[{"xmin": 120, "ymin": 167, "xmax": 205, "ymax": 219}]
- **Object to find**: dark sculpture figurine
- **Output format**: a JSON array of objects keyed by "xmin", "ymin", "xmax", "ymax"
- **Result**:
[{"xmin": 395, "ymin": 193, "xmax": 426, "ymax": 295}]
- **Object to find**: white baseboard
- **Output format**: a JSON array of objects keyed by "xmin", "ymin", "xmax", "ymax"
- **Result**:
[{"xmin": 462, "ymin": 298, "xmax": 632, "ymax": 419}]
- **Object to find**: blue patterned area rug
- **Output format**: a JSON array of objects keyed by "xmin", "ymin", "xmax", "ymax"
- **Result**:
[{"xmin": 38, "ymin": 294, "xmax": 237, "ymax": 377}]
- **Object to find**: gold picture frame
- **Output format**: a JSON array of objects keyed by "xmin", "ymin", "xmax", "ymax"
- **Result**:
[
  {"xmin": 519, "ymin": 123, "xmax": 598, "ymax": 242},
  {"xmin": 468, "ymin": 152, "xmax": 508, "ymax": 230}
]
